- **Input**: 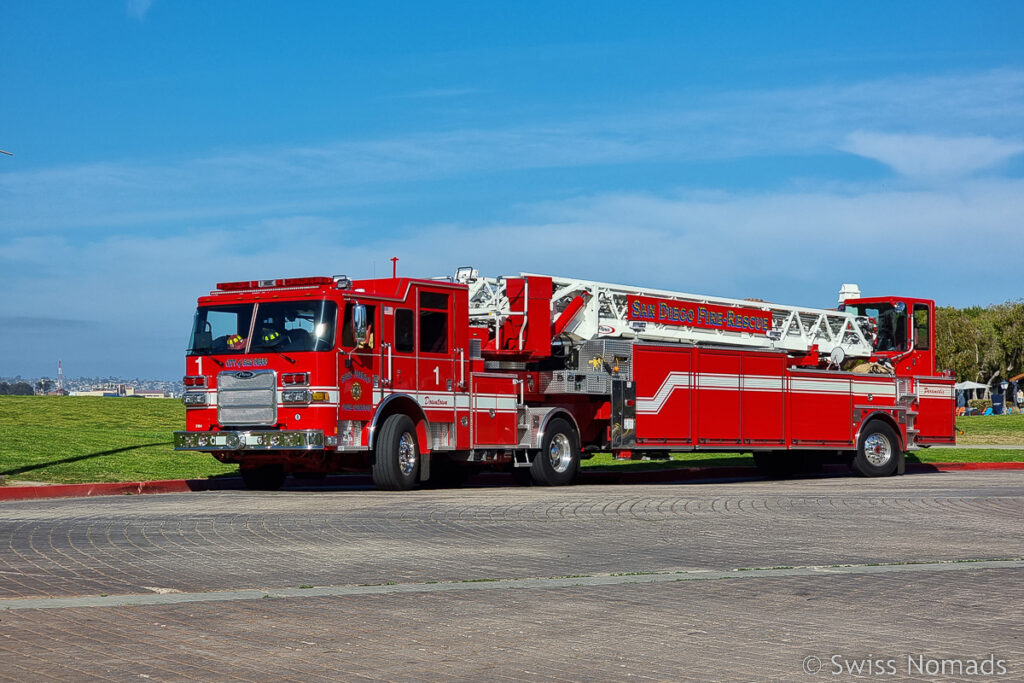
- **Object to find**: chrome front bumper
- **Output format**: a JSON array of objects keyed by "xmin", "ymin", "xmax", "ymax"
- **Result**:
[{"xmin": 174, "ymin": 430, "xmax": 325, "ymax": 451}]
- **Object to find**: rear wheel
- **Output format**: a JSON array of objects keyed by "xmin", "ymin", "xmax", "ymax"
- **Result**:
[
  {"xmin": 240, "ymin": 464, "xmax": 286, "ymax": 491},
  {"xmin": 852, "ymin": 421, "xmax": 900, "ymax": 477},
  {"xmin": 372, "ymin": 414, "xmax": 420, "ymax": 490},
  {"xmin": 530, "ymin": 418, "xmax": 579, "ymax": 486}
]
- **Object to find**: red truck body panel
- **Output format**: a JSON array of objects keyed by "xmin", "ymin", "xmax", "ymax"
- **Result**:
[{"xmin": 175, "ymin": 273, "xmax": 956, "ymax": 486}]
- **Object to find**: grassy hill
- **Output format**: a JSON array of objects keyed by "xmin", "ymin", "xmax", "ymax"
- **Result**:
[
  {"xmin": 1, "ymin": 396, "xmax": 1021, "ymax": 484},
  {"xmin": 0, "ymin": 396, "xmax": 236, "ymax": 484}
]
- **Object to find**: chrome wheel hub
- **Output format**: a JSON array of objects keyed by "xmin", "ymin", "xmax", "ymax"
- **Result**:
[
  {"xmin": 863, "ymin": 433, "xmax": 893, "ymax": 466},
  {"xmin": 549, "ymin": 433, "xmax": 572, "ymax": 473},
  {"xmin": 398, "ymin": 432, "xmax": 417, "ymax": 475}
]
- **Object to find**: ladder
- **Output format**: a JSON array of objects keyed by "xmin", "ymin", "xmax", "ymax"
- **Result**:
[{"xmin": 464, "ymin": 271, "xmax": 875, "ymax": 359}]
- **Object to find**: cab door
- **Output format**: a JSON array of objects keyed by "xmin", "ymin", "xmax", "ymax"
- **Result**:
[
  {"xmin": 388, "ymin": 305, "xmax": 418, "ymax": 395},
  {"xmin": 337, "ymin": 302, "xmax": 378, "ymax": 416},
  {"xmin": 416, "ymin": 289, "xmax": 457, "ymax": 448}
]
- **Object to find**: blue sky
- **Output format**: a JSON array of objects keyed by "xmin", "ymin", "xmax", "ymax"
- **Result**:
[{"xmin": 2, "ymin": 1, "xmax": 1023, "ymax": 379}]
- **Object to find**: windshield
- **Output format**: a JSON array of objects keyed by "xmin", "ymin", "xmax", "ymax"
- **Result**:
[
  {"xmin": 843, "ymin": 302, "xmax": 907, "ymax": 352},
  {"xmin": 188, "ymin": 300, "xmax": 337, "ymax": 355}
]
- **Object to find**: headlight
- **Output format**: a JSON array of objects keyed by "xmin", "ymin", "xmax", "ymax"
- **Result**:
[
  {"xmin": 282, "ymin": 389, "xmax": 312, "ymax": 404},
  {"xmin": 183, "ymin": 392, "xmax": 208, "ymax": 407}
]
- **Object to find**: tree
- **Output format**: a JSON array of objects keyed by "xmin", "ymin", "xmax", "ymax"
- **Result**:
[
  {"xmin": 936, "ymin": 300, "xmax": 1024, "ymax": 385},
  {"xmin": 9, "ymin": 382, "xmax": 34, "ymax": 396},
  {"xmin": 992, "ymin": 301, "xmax": 1024, "ymax": 381}
]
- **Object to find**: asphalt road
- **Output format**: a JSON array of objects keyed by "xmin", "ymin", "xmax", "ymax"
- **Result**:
[{"xmin": 1, "ymin": 471, "xmax": 1022, "ymax": 681}]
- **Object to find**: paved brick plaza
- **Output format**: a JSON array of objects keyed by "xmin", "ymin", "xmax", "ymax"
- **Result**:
[{"xmin": 1, "ymin": 472, "xmax": 1022, "ymax": 681}]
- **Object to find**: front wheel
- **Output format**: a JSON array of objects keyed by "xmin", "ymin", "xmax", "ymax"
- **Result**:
[
  {"xmin": 372, "ymin": 414, "xmax": 420, "ymax": 490},
  {"xmin": 530, "ymin": 418, "xmax": 580, "ymax": 486},
  {"xmin": 852, "ymin": 421, "xmax": 900, "ymax": 477}
]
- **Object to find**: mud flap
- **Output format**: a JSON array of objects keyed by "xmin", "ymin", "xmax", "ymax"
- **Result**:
[
  {"xmin": 419, "ymin": 452, "xmax": 431, "ymax": 482},
  {"xmin": 896, "ymin": 450, "xmax": 906, "ymax": 475}
]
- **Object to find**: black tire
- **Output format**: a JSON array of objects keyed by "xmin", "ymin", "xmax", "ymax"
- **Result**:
[
  {"xmin": 852, "ymin": 420, "xmax": 900, "ymax": 477},
  {"xmin": 240, "ymin": 464, "xmax": 286, "ymax": 491},
  {"xmin": 530, "ymin": 418, "xmax": 580, "ymax": 486},
  {"xmin": 372, "ymin": 414, "xmax": 420, "ymax": 490}
]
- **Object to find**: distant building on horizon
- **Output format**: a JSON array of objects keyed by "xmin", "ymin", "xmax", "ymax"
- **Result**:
[{"xmin": 69, "ymin": 383, "xmax": 171, "ymax": 398}]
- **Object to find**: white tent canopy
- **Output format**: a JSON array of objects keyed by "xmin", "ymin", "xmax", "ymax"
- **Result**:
[{"xmin": 954, "ymin": 381, "xmax": 990, "ymax": 391}]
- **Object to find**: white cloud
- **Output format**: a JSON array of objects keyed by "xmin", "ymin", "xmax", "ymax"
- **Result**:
[
  {"xmin": 126, "ymin": 0, "xmax": 154, "ymax": 20},
  {"xmin": 3, "ymin": 179, "xmax": 1020, "ymax": 377},
  {"xmin": 4, "ymin": 69, "xmax": 1024, "ymax": 233},
  {"xmin": 4, "ymin": 68, "xmax": 1024, "ymax": 376},
  {"xmin": 840, "ymin": 131, "xmax": 1024, "ymax": 178}
]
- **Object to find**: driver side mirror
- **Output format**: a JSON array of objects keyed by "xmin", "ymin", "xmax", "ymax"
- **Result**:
[{"xmin": 352, "ymin": 304, "xmax": 368, "ymax": 346}]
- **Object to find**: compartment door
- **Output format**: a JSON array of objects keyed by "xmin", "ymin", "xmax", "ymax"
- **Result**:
[
  {"xmin": 471, "ymin": 374, "xmax": 519, "ymax": 447},
  {"xmin": 740, "ymin": 354, "xmax": 785, "ymax": 445},
  {"xmin": 634, "ymin": 346, "xmax": 692, "ymax": 444},
  {"xmin": 696, "ymin": 351, "xmax": 741, "ymax": 444}
]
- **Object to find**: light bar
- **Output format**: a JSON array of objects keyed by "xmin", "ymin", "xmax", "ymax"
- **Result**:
[
  {"xmin": 216, "ymin": 280, "xmax": 258, "ymax": 291},
  {"xmin": 280, "ymin": 276, "xmax": 333, "ymax": 287},
  {"xmin": 216, "ymin": 277, "xmax": 334, "ymax": 291}
]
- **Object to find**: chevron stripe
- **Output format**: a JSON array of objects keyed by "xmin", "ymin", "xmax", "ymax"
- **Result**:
[{"xmin": 637, "ymin": 372, "xmax": 691, "ymax": 414}]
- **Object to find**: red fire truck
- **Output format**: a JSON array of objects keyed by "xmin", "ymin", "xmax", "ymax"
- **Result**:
[{"xmin": 174, "ymin": 268, "xmax": 955, "ymax": 490}]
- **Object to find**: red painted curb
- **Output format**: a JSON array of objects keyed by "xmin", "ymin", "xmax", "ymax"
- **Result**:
[
  {"xmin": 1, "ymin": 462, "xmax": 1021, "ymax": 502},
  {"xmin": 0, "ymin": 479, "xmax": 195, "ymax": 502}
]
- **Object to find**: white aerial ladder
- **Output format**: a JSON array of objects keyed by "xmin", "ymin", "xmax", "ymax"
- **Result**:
[{"xmin": 458, "ymin": 268, "xmax": 876, "ymax": 360}]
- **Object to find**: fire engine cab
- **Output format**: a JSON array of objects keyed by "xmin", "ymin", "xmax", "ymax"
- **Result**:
[{"xmin": 174, "ymin": 268, "xmax": 955, "ymax": 490}]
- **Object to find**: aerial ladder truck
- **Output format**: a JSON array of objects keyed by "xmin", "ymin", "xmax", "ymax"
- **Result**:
[{"xmin": 175, "ymin": 267, "xmax": 955, "ymax": 490}]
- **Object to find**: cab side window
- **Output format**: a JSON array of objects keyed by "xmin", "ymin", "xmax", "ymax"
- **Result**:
[
  {"xmin": 913, "ymin": 304, "xmax": 930, "ymax": 350},
  {"xmin": 419, "ymin": 291, "xmax": 449, "ymax": 354},
  {"xmin": 395, "ymin": 309, "xmax": 414, "ymax": 353},
  {"xmin": 341, "ymin": 304, "xmax": 376, "ymax": 349}
]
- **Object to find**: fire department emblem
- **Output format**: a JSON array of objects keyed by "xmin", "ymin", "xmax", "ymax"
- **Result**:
[{"xmin": 350, "ymin": 383, "xmax": 363, "ymax": 401}]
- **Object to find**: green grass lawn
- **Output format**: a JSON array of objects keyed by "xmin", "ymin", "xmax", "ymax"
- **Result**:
[
  {"xmin": 0, "ymin": 396, "xmax": 236, "ymax": 484},
  {"xmin": 955, "ymin": 413, "xmax": 1024, "ymax": 445},
  {"xmin": 0, "ymin": 395, "xmax": 1020, "ymax": 485}
]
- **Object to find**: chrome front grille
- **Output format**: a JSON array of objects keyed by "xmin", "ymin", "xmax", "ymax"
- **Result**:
[{"xmin": 218, "ymin": 370, "xmax": 277, "ymax": 426}]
